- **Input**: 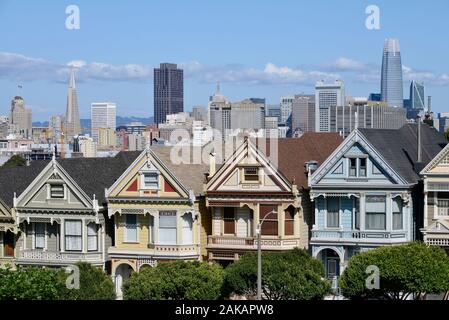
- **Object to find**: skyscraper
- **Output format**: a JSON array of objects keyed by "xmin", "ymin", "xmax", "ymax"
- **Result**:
[
  {"xmin": 91, "ymin": 102, "xmax": 117, "ymax": 142},
  {"xmin": 409, "ymin": 81, "xmax": 425, "ymax": 110},
  {"xmin": 10, "ymin": 95, "xmax": 32, "ymax": 138},
  {"xmin": 292, "ymin": 94, "xmax": 315, "ymax": 134},
  {"xmin": 381, "ymin": 38, "xmax": 404, "ymax": 108},
  {"xmin": 315, "ymin": 80, "xmax": 345, "ymax": 132},
  {"xmin": 280, "ymin": 96, "xmax": 294, "ymax": 124},
  {"xmin": 154, "ymin": 63, "xmax": 184, "ymax": 125},
  {"xmin": 65, "ymin": 69, "xmax": 81, "ymax": 141}
]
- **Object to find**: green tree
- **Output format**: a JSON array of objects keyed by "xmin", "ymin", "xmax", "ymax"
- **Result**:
[
  {"xmin": 123, "ymin": 260, "xmax": 224, "ymax": 300},
  {"xmin": 0, "ymin": 266, "xmax": 63, "ymax": 300},
  {"xmin": 339, "ymin": 242, "xmax": 449, "ymax": 300},
  {"xmin": 223, "ymin": 248, "xmax": 331, "ymax": 300},
  {"xmin": 2, "ymin": 154, "xmax": 26, "ymax": 168},
  {"xmin": 57, "ymin": 262, "xmax": 115, "ymax": 300}
]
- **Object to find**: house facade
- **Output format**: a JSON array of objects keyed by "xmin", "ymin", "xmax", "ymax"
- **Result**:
[
  {"xmin": 106, "ymin": 147, "xmax": 208, "ymax": 297},
  {"xmin": 0, "ymin": 152, "xmax": 140, "ymax": 269},
  {"xmin": 421, "ymin": 143, "xmax": 449, "ymax": 253},
  {"xmin": 309, "ymin": 124, "xmax": 446, "ymax": 279},
  {"xmin": 0, "ymin": 198, "xmax": 16, "ymax": 267}
]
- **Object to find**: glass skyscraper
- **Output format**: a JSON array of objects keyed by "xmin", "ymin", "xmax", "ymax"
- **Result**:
[
  {"xmin": 410, "ymin": 80, "xmax": 425, "ymax": 110},
  {"xmin": 381, "ymin": 39, "xmax": 404, "ymax": 108}
]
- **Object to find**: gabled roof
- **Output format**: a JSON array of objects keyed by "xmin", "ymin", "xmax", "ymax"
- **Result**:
[
  {"xmin": 359, "ymin": 123, "xmax": 446, "ymax": 184},
  {"xmin": 0, "ymin": 151, "xmax": 141, "ymax": 208},
  {"xmin": 274, "ymin": 133, "xmax": 343, "ymax": 189},
  {"xmin": 420, "ymin": 143, "xmax": 449, "ymax": 175},
  {"xmin": 150, "ymin": 146, "xmax": 209, "ymax": 195}
]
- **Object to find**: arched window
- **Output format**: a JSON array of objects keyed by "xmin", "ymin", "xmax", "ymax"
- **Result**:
[{"xmin": 182, "ymin": 212, "xmax": 193, "ymax": 244}]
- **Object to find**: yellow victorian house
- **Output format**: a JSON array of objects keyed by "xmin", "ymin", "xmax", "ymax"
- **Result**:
[{"xmin": 106, "ymin": 146, "xmax": 208, "ymax": 298}]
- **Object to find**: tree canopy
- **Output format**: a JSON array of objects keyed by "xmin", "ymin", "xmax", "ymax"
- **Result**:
[
  {"xmin": 339, "ymin": 242, "xmax": 449, "ymax": 300},
  {"xmin": 2, "ymin": 154, "xmax": 26, "ymax": 168},
  {"xmin": 223, "ymin": 248, "xmax": 331, "ymax": 300},
  {"xmin": 123, "ymin": 260, "xmax": 224, "ymax": 300},
  {"xmin": 57, "ymin": 262, "xmax": 116, "ymax": 300}
]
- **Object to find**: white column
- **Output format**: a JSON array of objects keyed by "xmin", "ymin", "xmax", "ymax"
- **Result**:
[
  {"xmin": 154, "ymin": 213, "xmax": 160, "ymax": 244},
  {"xmin": 278, "ymin": 205, "xmax": 284, "ymax": 237},
  {"xmin": 60, "ymin": 219, "xmax": 65, "ymax": 252},
  {"xmin": 360, "ymin": 193, "xmax": 366, "ymax": 231},
  {"xmin": 423, "ymin": 192, "xmax": 428, "ymax": 228},
  {"xmin": 386, "ymin": 193, "xmax": 392, "ymax": 231},
  {"xmin": 82, "ymin": 219, "xmax": 87, "ymax": 253}
]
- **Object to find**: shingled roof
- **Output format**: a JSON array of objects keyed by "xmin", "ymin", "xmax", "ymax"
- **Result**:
[
  {"xmin": 276, "ymin": 133, "xmax": 343, "ymax": 189},
  {"xmin": 150, "ymin": 145, "xmax": 208, "ymax": 196},
  {"xmin": 0, "ymin": 151, "xmax": 141, "ymax": 208},
  {"xmin": 359, "ymin": 123, "xmax": 447, "ymax": 184}
]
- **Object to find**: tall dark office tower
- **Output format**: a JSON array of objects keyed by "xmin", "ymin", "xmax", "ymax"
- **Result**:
[
  {"xmin": 154, "ymin": 63, "xmax": 184, "ymax": 125},
  {"xmin": 381, "ymin": 39, "xmax": 404, "ymax": 108}
]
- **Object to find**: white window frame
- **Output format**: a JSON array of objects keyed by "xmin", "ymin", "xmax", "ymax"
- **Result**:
[
  {"xmin": 87, "ymin": 223, "xmax": 99, "ymax": 251},
  {"xmin": 124, "ymin": 214, "xmax": 139, "ymax": 243},
  {"xmin": 65, "ymin": 220, "xmax": 83, "ymax": 252},
  {"xmin": 325, "ymin": 198, "xmax": 340, "ymax": 229},
  {"xmin": 159, "ymin": 211, "xmax": 177, "ymax": 245},
  {"xmin": 436, "ymin": 195, "xmax": 449, "ymax": 219},
  {"xmin": 392, "ymin": 197, "xmax": 404, "ymax": 230},
  {"xmin": 140, "ymin": 172, "xmax": 159, "ymax": 190},
  {"xmin": 33, "ymin": 222, "xmax": 47, "ymax": 250},
  {"xmin": 48, "ymin": 183, "xmax": 66, "ymax": 200},
  {"xmin": 182, "ymin": 212, "xmax": 194, "ymax": 245}
]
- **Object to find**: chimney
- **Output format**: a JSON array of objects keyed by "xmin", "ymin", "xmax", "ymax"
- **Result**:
[
  {"xmin": 417, "ymin": 116, "xmax": 422, "ymax": 163},
  {"xmin": 427, "ymin": 96, "xmax": 432, "ymax": 113},
  {"xmin": 209, "ymin": 152, "xmax": 216, "ymax": 177},
  {"xmin": 305, "ymin": 160, "xmax": 318, "ymax": 186}
]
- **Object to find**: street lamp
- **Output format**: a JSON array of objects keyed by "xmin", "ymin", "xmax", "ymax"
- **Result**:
[{"xmin": 256, "ymin": 209, "xmax": 277, "ymax": 300}]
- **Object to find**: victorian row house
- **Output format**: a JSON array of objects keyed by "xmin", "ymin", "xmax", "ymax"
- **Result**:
[
  {"xmin": 309, "ymin": 123, "xmax": 447, "ymax": 279},
  {"xmin": 205, "ymin": 133, "xmax": 342, "ymax": 263},
  {"xmin": 0, "ymin": 122, "xmax": 448, "ymax": 296},
  {"xmin": 421, "ymin": 143, "xmax": 449, "ymax": 253}
]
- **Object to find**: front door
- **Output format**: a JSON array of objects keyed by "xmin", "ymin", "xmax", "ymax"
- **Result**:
[
  {"xmin": 327, "ymin": 258, "xmax": 339, "ymax": 278},
  {"xmin": 3, "ymin": 231, "xmax": 14, "ymax": 257}
]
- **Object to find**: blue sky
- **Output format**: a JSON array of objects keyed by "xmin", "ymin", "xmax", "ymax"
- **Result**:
[{"xmin": 0, "ymin": 0, "xmax": 448, "ymax": 120}]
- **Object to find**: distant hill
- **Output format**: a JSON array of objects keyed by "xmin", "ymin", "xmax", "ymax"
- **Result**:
[{"xmin": 33, "ymin": 116, "xmax": 154, "ymax": 130}]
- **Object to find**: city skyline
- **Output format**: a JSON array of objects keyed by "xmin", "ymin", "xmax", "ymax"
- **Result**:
[{"xmin": 0, "ymin": 0, "xmax": 449, "ymax": 121}]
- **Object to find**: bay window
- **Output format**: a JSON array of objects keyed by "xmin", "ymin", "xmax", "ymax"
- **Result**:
[
  {"xmin": 326, "ymin": 198, "xmax": 340, "ymax": 228},
  {"xmin": 124, "ymin": 214, "xmax": 138, "ymax": 242},
  {"xmin": 65, "ymin": 220, "xmax": 82, "ymax": 251},
  {"xmin": 260, "ymin": 204, "xmax": 278, "ymax": 236},
  {"xmin": 182, "ymin": 213, "xmax": 193, "ymax": 244},
  {"xmin": 365, "ymin": 196, "xmax": 386, "ymax": 230},
  {"xmin": 159, "ymin": 211, "xmax": 177, "ymax": 244},
  {"xmin": 87, "ymin": 223, "xmax": 98, "ymax": 251},
  {"xmin": 392, "ymin": 197, "xmax": 403, "ymax": 230},
  {"xmin": 34, "ymin": 223, "xmax": 46, "ymax": 249}
]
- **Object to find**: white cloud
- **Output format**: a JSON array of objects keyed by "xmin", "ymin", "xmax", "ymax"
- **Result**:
[
  {"xmin": 0, "ymin": 51, "xmax": 448, "ymax": 87},
  {"xmin": 326, "ymin": 57, "xmax": 368, "ymax": 71}
]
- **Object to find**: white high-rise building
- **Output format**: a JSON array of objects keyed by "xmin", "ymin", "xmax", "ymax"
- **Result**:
[
  {"xmin": 315, "ymin": 80, "xmax": 345, "ymax": 132},
  {"xmin": 91, "ymin": 102, "xmax": 117, "ymax": 142},
  {"xmin": 280, "ymin": 96, "xmax": 294, "ymax": 124}
]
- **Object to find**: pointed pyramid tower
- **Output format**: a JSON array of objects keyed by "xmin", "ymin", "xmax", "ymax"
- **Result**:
[{"xmin": 65, "ymin": 68, "xmax": 81, "ymax": 141}]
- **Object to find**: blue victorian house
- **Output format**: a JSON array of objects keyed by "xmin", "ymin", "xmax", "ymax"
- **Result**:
[{"xmin": 308, "ymin": 123, "xmax": 446, "ymax": 279}]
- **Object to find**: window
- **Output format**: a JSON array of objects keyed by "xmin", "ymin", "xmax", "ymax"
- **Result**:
[
  {"xmin": 3, "ymin": 231, "xmax": 14, "ymax": 257},
  {"xmin": 438, "ymin": 199, "xmax": 449, "ymax": 216},
  {"xmin": 149, "ymin": 216, "xmax": 155, "ymax": 244},
  {"xmin": 87, "ymin": 223, "xmax": 98, "ymax": 251},
  {"xmin": 182, "ymin": 213, "xmax": 193, "ymax": 244},
  {"xmin": 160, "ymin": 211, "xmax": 177, "ymax": 244},
  {"xmin": 50, "ymin": 184, "xmax": 64, "ymax": 198},
  {"xmin": 392, "ymin": 198, "xmax": 403, "ymax": 230},
  {"xmin": 354, "ymin": 198, "xmax": 360, "ymax": 230},
  {"xmin": 34, "ymin": 223, "xmax": 46, "ymax": 249},
  {"xmin": 65, "ymin": 220, "xmax": 82, "ymax": 251},
  {"xmin": 365, "ymin": 196, "xmax": 386, "ymax": 230},
  {"xmin": 244, "ymin": 167, "xmax": 259, "ymax": 182},
  {"xmin": 124, "ymin": 215, "xmax": 138, "ymax": 242},
  {"xmin": 349, "ymin": 159, "xmax": 357, "ymax": 177},
  {"xmin": 285, "ymin": 207, "xmax": 295, "ymax": 236},
  {"xmin": 359, "ymin": 158, "xmax": 367, "ymax": 177},
  {"xmin": 260, "ymin": 205, "xmax": 278, "ymax": 236},
  {"xmin": 143, "ymin": 173, "xmax": 159, "ymax": 189},
  {"xmin": 223, "ymin": 207, "xmax": 235, "ymax": 235},
  {"xmin": 326, "ymin": 198, "xmax": 340, "ymax": 228}
]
